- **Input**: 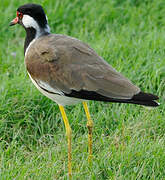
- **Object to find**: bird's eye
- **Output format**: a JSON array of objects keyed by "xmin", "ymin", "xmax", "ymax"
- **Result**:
[{"xmin": 17, "ymin": 11, "xmax": 23, "ymax": 19}]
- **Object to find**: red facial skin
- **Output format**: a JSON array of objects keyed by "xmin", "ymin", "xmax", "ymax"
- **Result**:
[{"xmin": 10, "ymin": 11, "xmax": 23, "ymax": 26}]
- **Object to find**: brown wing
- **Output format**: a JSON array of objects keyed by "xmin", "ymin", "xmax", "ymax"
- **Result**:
[{"xmin": 25, "ymin": 34, "xmax": 140, "ymax": 100}]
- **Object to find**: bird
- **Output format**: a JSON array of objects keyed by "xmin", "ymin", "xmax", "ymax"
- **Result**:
[{"xmin": 10, "ymin": 3, "xmax": 159, "ymax": 179}]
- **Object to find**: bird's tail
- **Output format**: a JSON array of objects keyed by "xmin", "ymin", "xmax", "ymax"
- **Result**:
[
  {"xmin": 65, "ymin": 90, "xmax": 159, "ymax": 107},
  {"xmin": 124, "ymin": 91, "xmax": 159, "ymax": 107}
]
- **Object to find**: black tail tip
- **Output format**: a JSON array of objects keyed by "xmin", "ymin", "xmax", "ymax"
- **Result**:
[{"xmin": 132, "ymin": 91, "xmax": 159, "ymax": 107}]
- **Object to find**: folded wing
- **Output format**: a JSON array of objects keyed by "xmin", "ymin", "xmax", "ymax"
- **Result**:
[{"xmin": 25, "ymin": 34, "xmax": 158, "ymax": 106}]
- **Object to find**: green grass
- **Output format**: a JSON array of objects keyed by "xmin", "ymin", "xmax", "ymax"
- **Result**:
[{"xmin": 0, "ymin": 0, "xmax": 165, "ymax": 179}]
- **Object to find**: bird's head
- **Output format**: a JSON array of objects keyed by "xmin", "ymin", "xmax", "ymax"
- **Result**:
[{"xmin": 10, "ymin": 3, "xmax": 50, "ymax": 35}]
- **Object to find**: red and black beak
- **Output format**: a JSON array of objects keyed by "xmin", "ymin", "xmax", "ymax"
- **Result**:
[{"xmin": 9, "ymin": 16, "xmax": 19, "ymax": 26}]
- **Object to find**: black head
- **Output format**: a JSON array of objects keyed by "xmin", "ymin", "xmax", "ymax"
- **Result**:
[
  {"xmin": 10, "ymin": 4, "xmax": 50, "ymax": 56},
  {"xmin": 17, "ymin": 3, "xmax": 47, "ymax": 28},
  {"xmin": 10, "ymin": 3, "xmax": 48, "ymax": 29}
]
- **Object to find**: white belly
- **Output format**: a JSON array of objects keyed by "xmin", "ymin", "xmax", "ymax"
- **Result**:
[{"xmin": 28, "ymin": 72, "xmax": 83, "ymax": 106}]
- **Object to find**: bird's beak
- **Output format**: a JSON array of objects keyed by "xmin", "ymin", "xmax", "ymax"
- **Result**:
[{"xmin": 9, "ymin": 17, "xmax": 19, "ymax": 26}]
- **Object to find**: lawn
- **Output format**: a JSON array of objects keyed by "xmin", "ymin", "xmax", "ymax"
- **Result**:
[{"xmin": 0, "ymin": 0, "xmax": 165, "ymax": 179}]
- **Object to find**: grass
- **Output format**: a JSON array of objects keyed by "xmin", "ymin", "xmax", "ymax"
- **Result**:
[{"xmin": 0, "ymin": 0, "xmax": 165, "ymax": 179}]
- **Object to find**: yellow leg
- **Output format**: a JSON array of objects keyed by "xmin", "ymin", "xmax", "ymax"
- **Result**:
[
  {"xmin": 59, "ymin": 105, "xmax": 72, "ymax": 179},
  {"xmin": 83, "ymin": 102, "xmax": 93, "ymax": 163}
]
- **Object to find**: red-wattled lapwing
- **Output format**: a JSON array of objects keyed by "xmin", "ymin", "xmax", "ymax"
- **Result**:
[{"xmin": 10, "ymin": 3, "xmax": 159, "ymax": 179}]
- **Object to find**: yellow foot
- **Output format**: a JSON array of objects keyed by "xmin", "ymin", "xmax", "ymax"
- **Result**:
[
  {"xmin": 59, "ymin": 105, "xmax": 72, "ymax": 179},
  {"xmin": 83, "ymin": 102, "xmax": 93, "ymax": 163}
]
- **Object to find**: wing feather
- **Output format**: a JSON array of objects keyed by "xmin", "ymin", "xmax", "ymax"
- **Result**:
[{"xmin": 25, "ymin": 34, "xmax": 140, "ymax": 100}]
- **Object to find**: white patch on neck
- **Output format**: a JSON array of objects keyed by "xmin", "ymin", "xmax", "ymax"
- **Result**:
[
  {"xmin": 45, "ymin": 15, "xmax": 51, "ymax": 33},
  {"xmin": 23, "ymin": 14, "xmax": 50, "ymax": 57},
  {"xmin": 22, "ymin": 15, "xmax": 50, "ymax": 38},
  {"xmin": 22, "ymin": 15, "xmax": 41, "ymax": 38}
]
